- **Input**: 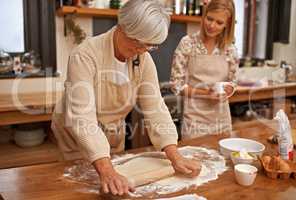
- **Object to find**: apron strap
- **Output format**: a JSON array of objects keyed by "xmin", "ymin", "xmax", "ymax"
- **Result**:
[{"xmin": 132, "ymin": 55, "xmax": 141, "ymax": 84}]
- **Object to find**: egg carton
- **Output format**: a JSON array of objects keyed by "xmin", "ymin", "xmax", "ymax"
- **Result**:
[{"xmin": 259, "ymin": 157, "xmax": 296, "ymax": 180}]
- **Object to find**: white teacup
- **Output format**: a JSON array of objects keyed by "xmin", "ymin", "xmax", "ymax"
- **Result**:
[
  {"xmin": 213, "ymin": 82, "xmax": 235, "ymax": 96},
  {"xmin": 234, "ymin": 164, "xmax": 257, "ymax": 186},
  {"xmin": 214, "ymin": 82, "xmax": 226, "ymax": 94}
]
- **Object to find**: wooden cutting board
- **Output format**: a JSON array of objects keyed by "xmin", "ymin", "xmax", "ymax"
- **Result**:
[{"xmin": 114, "ymin": 157, "xmax": 175, "ymax": 187}]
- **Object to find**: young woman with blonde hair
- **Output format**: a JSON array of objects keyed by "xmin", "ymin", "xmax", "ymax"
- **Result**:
[{"xmin": 170, "ymin": 0, "xmax": 239, "ymax": 139}]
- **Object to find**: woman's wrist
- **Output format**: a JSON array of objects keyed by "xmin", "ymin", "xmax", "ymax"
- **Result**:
[
  {"xmin": 93, "ymin": 157, "xmax": 114, "ymax": 174},
  {"xmin": 163, "ymin": 144, "xmax": 182, "ymax": 163}
]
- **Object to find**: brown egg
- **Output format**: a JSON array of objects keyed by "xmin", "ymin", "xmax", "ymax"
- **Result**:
[
  {"xmin": 269, "ymin": 156, "xmax": 281, "ymax": 171},
  {"xmin": 275, "ymin": 156, "xmax": 282, "ymax": 170},
  {"xmin": 279, "ymin": 160, "xmax": 290, "ymax": 172}
]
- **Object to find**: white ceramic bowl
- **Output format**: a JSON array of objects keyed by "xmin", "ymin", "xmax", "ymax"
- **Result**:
[
  {"xmin": 219, "ymin": 138, "xmax": 265, "ymax": 158},
  {"xmin": 234, "ymin": 164, "xmax": 257, "ymax": 186},
  {"xmin": 14, "ymin": 128, "xmax": 46, "ymax": 148},
  {"xmin": 230, "ymin": 152, "xmax": 255, "ymax": 165}
]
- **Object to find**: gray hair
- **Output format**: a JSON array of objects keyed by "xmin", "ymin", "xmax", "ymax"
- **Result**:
[{"xmin": 118, "ymin": 0, "xmax": 170, "ymax": 44}]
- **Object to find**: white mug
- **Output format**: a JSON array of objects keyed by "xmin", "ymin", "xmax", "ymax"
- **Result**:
[
  {"xmin": 214, "ymin": 82, "xmax": 226, "ymax": 94},
  {"xmin": 213, "ymin": 82, "xmax": 235, "ymax": 97}
]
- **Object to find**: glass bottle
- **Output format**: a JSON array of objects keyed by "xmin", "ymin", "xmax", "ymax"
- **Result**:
[
  {"xmin": 0, "ymin": 50, "xmax": 13, "ymax": 74},
  {"xmin": 194, "ymin": 0, "xmax": 202, "ymax": 16}
]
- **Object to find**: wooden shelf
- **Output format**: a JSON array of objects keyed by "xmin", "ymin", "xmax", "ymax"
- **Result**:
[
  {"xmin": 0, "ymin": 91, "xmax": 62, "ymax": 113},
  {"xmin": 171, "ymin": 14, "xmax": 202, "ymax": 23},
  {"xmin": 0, "ymin": 91, "xmax": 62, "ymax": 126},
  {"xmin": 0, "ymin": 111, "xmax": 53, "ymax": 126},
  {"xmin": 57, "ymin": 6, "xmax": 202, "ymax": 23},
  {"xmin": 0, "ymin": 139, "xmax": 62, "ymax": 169}
]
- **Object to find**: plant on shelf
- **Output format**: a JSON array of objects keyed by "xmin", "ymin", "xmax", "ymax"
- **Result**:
[
  {"xmin": 110, "ymin": 0, "xmax": 121, "ymax": 9},
  {"xmin": 64, "ymin": 15, "xmax": 87, "ymax": 44}
]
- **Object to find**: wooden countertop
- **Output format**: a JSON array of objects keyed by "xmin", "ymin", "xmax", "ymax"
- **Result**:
[
  {"xmin": 0, "ymin": 122, "xmax": 295, "ymax": 200},
  {"xmin": 229, "ymin": 82, "xmax": 296, "ymax": 103}
]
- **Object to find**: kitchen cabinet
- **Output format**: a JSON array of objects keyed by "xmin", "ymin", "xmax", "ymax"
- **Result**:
[{"xmin": 0, "ymin": 91, "xmax": 63, "ymax": 169}]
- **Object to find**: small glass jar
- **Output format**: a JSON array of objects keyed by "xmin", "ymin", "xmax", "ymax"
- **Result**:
[
  {"xmin": 21, "ymin": 51, "xmax": 41, "ymax": 74},
  {"xmin": 0, "ymin": 50, "xmax": 13, "ymax": 73}
]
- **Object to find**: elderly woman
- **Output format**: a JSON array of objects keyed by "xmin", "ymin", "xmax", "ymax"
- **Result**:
[
  {"xmin": 170, "ymin": 0, "xmax": 239, "ymax": 139},
  {"xmin": 51, "ymin": 0, "xmax": 200, "ymax": 196}
]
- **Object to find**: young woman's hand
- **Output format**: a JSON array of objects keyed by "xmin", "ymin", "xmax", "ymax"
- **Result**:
[
  {"xmin": 223, "ymin": 83, "xmax": 235, "ymax": 98},
  {"xmin": 208, "ymin": 83, "xmax": 235, "ymax": 101}
]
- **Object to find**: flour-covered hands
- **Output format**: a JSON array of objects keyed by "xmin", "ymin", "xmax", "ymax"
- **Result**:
[
  {"xmin": 173, "ymin": 156, "xmax": 202, "ymax": 178},
  {"xmin": 93, "ymin": 158, "xmax": 134, "ymax": 196},
  {"xmin": 164, "ymin": 145, "xmax": 201, "ymax": 178}
]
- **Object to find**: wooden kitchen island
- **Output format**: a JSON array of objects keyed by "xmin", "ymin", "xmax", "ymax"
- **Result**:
[{"xmin": 0, "ymin": 121, "xmax": 295, "ymax": 200}]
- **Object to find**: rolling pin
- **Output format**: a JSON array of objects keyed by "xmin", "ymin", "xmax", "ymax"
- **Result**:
[{"xmin": 128, "ymin": 165, "xmax": 175, "ymax": 187}]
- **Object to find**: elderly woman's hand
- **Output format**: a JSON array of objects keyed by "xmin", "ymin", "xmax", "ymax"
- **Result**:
[
  {"xmin": 93, "ymin": 158, "xmax": 134, "ymax": 196},
  {"xmin": 164, "ymin": 145, "xmax": 201, "ymax": 178}
]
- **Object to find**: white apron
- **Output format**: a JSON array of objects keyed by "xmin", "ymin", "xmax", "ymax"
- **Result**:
[
  {"xmin": 51, "ymin": 57, "xmax": 141, "ymax": 160},
  {"xmin": 181, "ymin": 54, "xmax": 232, "ymax": 139}
]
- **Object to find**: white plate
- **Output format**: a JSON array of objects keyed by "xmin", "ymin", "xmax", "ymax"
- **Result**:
[{"xmin": 219, "ymin": 138, "xmax": 265, "ymax": 158}]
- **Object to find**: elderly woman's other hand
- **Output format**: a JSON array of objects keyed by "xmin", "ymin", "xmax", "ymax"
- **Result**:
[
  {"xmin": 164, "ymin": 145, "xmax": 201, "ymax": 178},
  {"xmin": 93, "ymin": 158, "xmax": 135, "ymax": 196}
]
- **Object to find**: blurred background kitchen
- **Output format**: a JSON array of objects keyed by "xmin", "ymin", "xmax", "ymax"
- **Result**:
[{"xmin": 0, "ymin": 0, "xmax": 295, "ymax": 169}]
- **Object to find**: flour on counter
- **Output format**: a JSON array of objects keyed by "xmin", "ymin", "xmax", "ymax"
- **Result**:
[
  {"xmin": 155, "ymin": 194, "xmax": 207, "ymax": 200},
  {"xmin": 63, "ymin": 146, "xmax": 227, "ymax": 199},
  {"xmin": 130, "ymin": 146, "xmax": 227, "ymax": 197}
]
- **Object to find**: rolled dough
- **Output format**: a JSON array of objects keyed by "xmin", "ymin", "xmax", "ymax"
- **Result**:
[{"xmin": 114, "ymin": 157, "xmax": 175, "ymax": 187}]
